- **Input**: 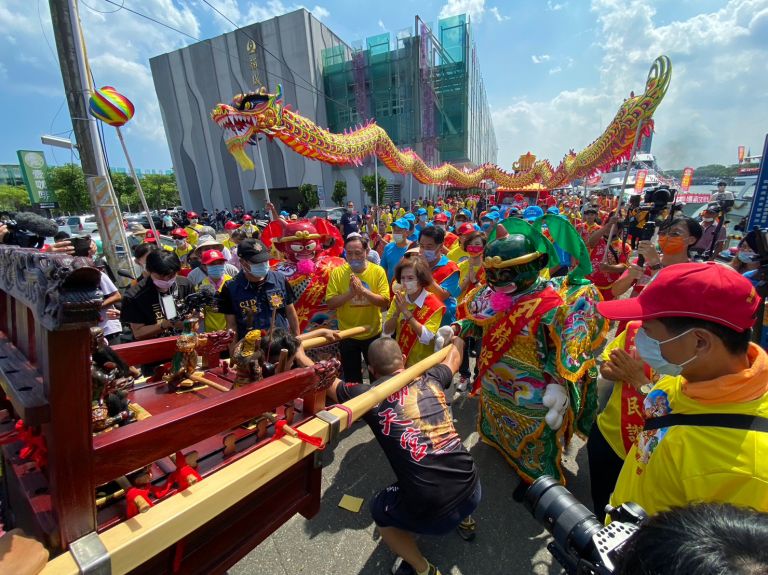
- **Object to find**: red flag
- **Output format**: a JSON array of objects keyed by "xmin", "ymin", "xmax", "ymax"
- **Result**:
[
  {"xmin": 681, "ymin": 167, "xmax": 694, "ymax": 192},
  {"xmin": 738, "ymin": 146, "xmax": 746, "ymax": 163},
  {"xmin": 634, "ymin": 170, "xmax": 647, "ymax": 194}
]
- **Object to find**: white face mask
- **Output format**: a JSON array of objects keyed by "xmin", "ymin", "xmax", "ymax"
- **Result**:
[
  {"xmin": 393, "ymin": 233, "xmax": 406, "ymax": 244},
  {"xmin": 403, "ymin": 280, "xmax": 419, "ymax": 294}
]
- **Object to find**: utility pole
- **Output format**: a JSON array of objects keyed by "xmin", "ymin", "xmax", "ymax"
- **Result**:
[{"xmin": 49, "ymin": 0, "xmax": 133, "ymax": 281}]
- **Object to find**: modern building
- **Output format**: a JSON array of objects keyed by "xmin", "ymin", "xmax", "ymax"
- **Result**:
[
  {"xmin": 0, "ymin": 164, "xmax": 24, "ymax": 187},
  {"xmin": 150, "ymin": 9, "xmax": 497, "ymax": 212}
]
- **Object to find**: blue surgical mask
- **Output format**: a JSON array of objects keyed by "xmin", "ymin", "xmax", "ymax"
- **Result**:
[
  {"xmin": 207, "ymin": 264, "xmax": 225, "ymax": 279},
  {"xmin": 738, "ymin": 252, "xmax": 756, "ymax": 264},
  {"xmin": 348, "ymin": 259, "xmax": 366, "ymax": 272},
  {"xmin": 421, "ymin": 249, "xmax": 437, "ymax": 261},
  {"xmin": 635, "ymin": 327, "xmax": 697, "ymax": 376},
  {"xmin": 247, "ymin": 262, "xmax": 270, "ymax": 277}
]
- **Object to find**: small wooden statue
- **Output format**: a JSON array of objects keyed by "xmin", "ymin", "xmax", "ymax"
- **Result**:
[
  {"xmin": 163, "ymin": 319, "xmax": 202, "ymax": 391},
  {"xmin": 90, "ymin": 327, "xmax": 136, "ymax": 431},
  {"xmin": 231, "ymin": 329, "xmax": 263, "ymax": 387}
]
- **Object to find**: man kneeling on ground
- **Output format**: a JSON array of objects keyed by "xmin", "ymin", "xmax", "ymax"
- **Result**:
[{"xmin": 327, "ymin": 337, "xmax": 481, "ymax": 575}]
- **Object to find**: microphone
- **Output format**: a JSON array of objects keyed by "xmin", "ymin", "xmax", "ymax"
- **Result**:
[{"xmin": 11, "ymin": 212, "xmax": 59, "ymax": 238}]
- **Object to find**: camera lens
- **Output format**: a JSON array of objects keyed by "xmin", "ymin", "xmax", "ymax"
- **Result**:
[{"xmin": 525, "ymin": 476, "xmax": 604, "ymax": 561}]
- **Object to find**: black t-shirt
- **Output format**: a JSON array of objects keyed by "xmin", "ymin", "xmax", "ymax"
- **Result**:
[
  {"xmin": 121, "ymin": 276, "xmax": 193, "ymax": 328},
  {"xmin": 341, "ymin": 210, "xmax": 362, "ymax": 236},
  {"xmin": 336, "ymin": 364, "xmax": 478, "ymax": 518}
]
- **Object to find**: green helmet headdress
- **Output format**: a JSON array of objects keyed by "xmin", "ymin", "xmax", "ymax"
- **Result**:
[{"xmin": 484, "ymin": 219, "xmax": 557, "ymax": 294}]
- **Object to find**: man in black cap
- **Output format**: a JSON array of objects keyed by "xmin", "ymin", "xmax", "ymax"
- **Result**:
[{"xmin": 217, "ymin": 238, "xmax": 299, "ymax": 339}]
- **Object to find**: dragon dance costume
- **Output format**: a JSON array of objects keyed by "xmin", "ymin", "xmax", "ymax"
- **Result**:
[{"xmin": 456, "ymin": 217, "xmax": 606, "ymax": 483}]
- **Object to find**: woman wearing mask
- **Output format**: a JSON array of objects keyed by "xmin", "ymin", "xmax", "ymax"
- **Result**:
[
  {"xmin": 196, "ymin": 249, "xmax": 234, "ymax": 333},
  {"xmin": 730, "ymin": 231, "xmax": 760, "ymax": 278},
  {"xmin": 132, "ymin": 242, "xmax": 157, "ymax": 284},
  {"xmin": 383, "ymin": 256, "xmax": 445, "ymax": 367},
  {"xmin": 457, "ymin": 231, "xmax": 486, "ymax": 390},
  {"xmin": 611, "ymin": 216, "xmax": 702, "ymax": 300}
]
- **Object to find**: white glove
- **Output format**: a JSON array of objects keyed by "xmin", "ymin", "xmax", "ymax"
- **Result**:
[
  {"xmin": 542, "ymin": 383, "xmax": 570, "ymax": 430},
  {"xmin": 434, "ymin": 326, "xmax": 454, "ymax": 351}
]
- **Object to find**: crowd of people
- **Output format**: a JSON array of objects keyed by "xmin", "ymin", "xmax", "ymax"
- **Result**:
[{"xmin": 4, "ymin": 184, "xmax": 767, "ymax": 575}]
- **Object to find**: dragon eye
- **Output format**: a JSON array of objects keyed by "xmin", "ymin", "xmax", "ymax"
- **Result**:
[
  {"xmin": 305, "ymin": 241, "xmax": 317, "ymax": 251},
  {"xmin": 290, "ymin": 244, "xmax": 303, "ymax": 252},
  {"xmin": 244, "ymin": 101, "xmax": 253, "ymax": 110}
]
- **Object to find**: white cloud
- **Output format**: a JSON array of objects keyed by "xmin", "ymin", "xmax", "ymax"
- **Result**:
[
  {"xmin": 378, "ymin": 19, "xmax": 386, "ymax": 32},
  {"xmin": 531, "ymin": 54, "xmax": 551, "ymax": 64},
  {"xmin": 547, "ymin": 1, "xmax": 567, "ymax": 11},
  {"xmin": 489, "ymin": 6, "xmax": 510, "ymax": 21},
  {"xmin": 548, "ymin": 66, "xmax": 562, "ymax": 75},
  {"xmin": 439, "ymin": 0, "xmax": 486, "ymax": 22},
  {"xmin": 494, "ymin": 0, "xmax": 768, "ymax": 170},
  {"xmin": 244, "ymin": 0, "xmax": 330, "ymax": 23}
]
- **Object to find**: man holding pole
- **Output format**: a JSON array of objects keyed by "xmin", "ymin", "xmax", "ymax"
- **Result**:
[{"xmin": 327, "ymin": 336, "xmax": 480, "ymax": 575}]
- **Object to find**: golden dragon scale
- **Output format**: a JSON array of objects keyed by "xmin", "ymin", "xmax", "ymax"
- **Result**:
[{"xmin": 211, "ymin": 56, "xmax": 671, "ymax": 189}]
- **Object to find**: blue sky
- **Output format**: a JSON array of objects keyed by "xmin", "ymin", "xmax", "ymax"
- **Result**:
[{"xmin": 1, "ymin": 0, "xmax": 767, "ymax": 174}]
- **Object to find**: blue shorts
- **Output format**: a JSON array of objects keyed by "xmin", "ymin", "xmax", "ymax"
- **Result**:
[{"xmin": 370, "ymin": 480, "xmax": 481, "ymax": 535}]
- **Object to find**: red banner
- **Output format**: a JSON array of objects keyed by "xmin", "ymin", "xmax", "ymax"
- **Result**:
[
  {"xmin": 738, "ymin": 145, "xmax": 746, "ymax": 163},
  {"xmin": 587, "ymin": 174, "xmax": 602, "ymax": 186},
  {"xmin": 634, "ymin": 169, "xmax": 647, "ymax": 193},
  {"xmin": 681, "ymin": 167, "xmax": 694, "ymax": 192}
]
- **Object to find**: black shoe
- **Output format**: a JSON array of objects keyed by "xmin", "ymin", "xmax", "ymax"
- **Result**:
[
  {"xmin": 391, "ymin": 557, "xmax": 415, "ymax": 575},
  {"xmin": 457, "ymin": 516, "xmax": 477, "ymax": 541}
]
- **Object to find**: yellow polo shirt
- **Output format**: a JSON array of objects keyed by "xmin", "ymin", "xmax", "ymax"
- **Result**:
[{"xmin": 326, "ymin": 262, "xmax": 390, "ymax": 339}]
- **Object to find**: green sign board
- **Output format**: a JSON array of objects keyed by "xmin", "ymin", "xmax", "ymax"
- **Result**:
[{"xmin": 16, "ymin": 150, "xmax": 58, "ymax": 208}]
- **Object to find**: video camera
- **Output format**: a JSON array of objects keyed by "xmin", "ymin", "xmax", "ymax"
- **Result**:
[
  {"xmin": 0, "ymin": 211, "xmax": 57, "ymax": 249},
  {"xmin": 621, "ymin": 187, "xmax": 684, "ymax": 254},
  {"xmin": 175, "ymin": 288, "xmax": 218, "ymax": 319},
  {"xmin": 524, "ymin": 476, "xmax": 647, "ymax": 575}
]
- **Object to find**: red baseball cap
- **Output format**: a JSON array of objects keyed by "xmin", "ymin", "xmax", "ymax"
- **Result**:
[
  {"xmin": 597, "ymin": 262, "xmax": 759, "ymax": 332},
  {"xmin": 457, "ymin": 222, "xmax": 475, "ymax": 236},
  {"xmin": 433, "ymin": 212, "xmax": 449, "ymax": 223},
  {"xmin": 144, "ymin": 231, "xmax": 157, "ymax": 243},
  {"xmin": 243, "ymin": 214, "xmax": 253, "ymax": 221},
  {"xmin": 201, "ymin": 249, "xmax": 226, "ymax": 265},
  {"xmin": 171, "ymin": 228, "xmax": 188, "ymax": 238},
  {"xmin": 224, "ymin": 221, "xmax": 239, "ymax": 230}
]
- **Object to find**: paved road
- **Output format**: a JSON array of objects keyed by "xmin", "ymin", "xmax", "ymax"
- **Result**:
[{"xmin": 231, "ymin": 389, "xmax": 593, "ymax": 575}]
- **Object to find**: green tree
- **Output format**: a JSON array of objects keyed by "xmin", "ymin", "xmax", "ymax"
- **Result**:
[
  {"xmin": 0, "ymin": 185, "xmax": 30, "ymax": 211},
  {"xmin": 299, "ymin": 183, "xmax": 320, "ymax": 210},
  {"xmin": 110, "ymin": 171, "xmax": 136, "ymax": 208},
  {"xmin": 141, "ymin": 174, "xmax": 180, "ymax": 210},
  {"xmin": 46, "ymin": 164, "xmax": 88, "ymax": 213},
  {"xmin": 361, "ymin": 173, "xmax": 387, "ymax": 206},
  {"xmin": 332, "ymin": 180, "xmax": 347, "ymax": 206}
]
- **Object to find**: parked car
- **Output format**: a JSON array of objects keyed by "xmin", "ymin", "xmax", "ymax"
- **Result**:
[
  {"xmin": 124, "ymin": 214, "xmax": 164, "ymax": 231},
  {"xmin": 305, "ymin": 207, "xmax": 345, "ymax": 226},
  {"xmin": 65, "ymin": 214, "xmax": 99, "ymax": 235}
]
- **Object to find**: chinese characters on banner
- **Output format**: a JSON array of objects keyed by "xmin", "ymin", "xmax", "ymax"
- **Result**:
[
  {"xmin": 680, "ymin": 167, "xmax": 694, "ymax": 192},
  {"xmin": 16, "ymin": 150, "xmax": 58, "ymax": 209},
  {"xmin": 634, "ymin": 169, "xmax": 647, "ymax": 194},
  {"xmin": 677, "ymin": 193, "xmax": 711, "ymax": 203}
]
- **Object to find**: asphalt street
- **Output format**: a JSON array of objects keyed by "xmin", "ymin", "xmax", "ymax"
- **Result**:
[{"xmin": 231, "ymin": 387, "xmax": 593, "ymax": 575}]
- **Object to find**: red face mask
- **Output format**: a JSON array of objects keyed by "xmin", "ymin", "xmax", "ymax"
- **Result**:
[{"xmin": 466, "ymin": 244, "xmax": 484, "ymax": 255}]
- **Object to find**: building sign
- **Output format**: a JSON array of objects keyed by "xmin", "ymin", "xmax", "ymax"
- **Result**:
[
  {"xmin": 677, "ymin": 193, "xmax": 710, "ymax": 204},
  {"xmin": 746, "ymin": 134, "xmax": 768, "ymax": 230},
  {"xmin": 16, "ymin": 150, "xmax": 58, "ymax": 208},
  {"xmin": 680, "ymin": 167, "xmax": 694, "ymax": 192},
  {"xmin": 246, "ymin": 39, "xmax": 261, "ymax": 88}
]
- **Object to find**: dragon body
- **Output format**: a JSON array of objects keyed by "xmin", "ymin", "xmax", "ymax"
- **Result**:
[{"xmin": 212, "ymin": 56, "xmax": 671, "ymax": 189}]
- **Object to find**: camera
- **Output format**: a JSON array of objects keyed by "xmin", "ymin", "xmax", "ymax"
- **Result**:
[
  {"xmin": 176, "ymin": 289, "xmax": 218, "ymax": 319},
  {"xmin": 0, "ymin": 212, "xmax": 47, "ymax": 248},
  {"xmin": 524, "ymin": 476, "xmax": 647, "ymax": 575}
]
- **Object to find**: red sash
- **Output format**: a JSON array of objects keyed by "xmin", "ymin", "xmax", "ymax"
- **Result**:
[
  {"xmin": 444, "ymin": 232, "xmax": 459, "ymax": 249},
  {"xmin": 432, "ymin": 260, "xmax": 459, "ymax": 285},
  {"xmin": 620, "ymin": 321, "xmax": 651, "ymax": 452},
  {"xmin": 398, "ymin": 293, "xmax": 444, "ymax": 361},
  {"xmin": 292, "ymin": 258, "xmax": 340, "ymax": 331},
  {"xmin": 473, "ymin": 286, "xmax": 563, "ymax": 393}
]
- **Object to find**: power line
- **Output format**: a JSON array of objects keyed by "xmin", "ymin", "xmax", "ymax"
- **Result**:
[{"xmin": 93, "ymin": 0, "xmax": 355, "ymax": 113}]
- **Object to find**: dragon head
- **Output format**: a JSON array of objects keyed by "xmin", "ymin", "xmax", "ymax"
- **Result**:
[{"xmin": 211, "ymin": 85, "xmax": 284, "ymax": 170}]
